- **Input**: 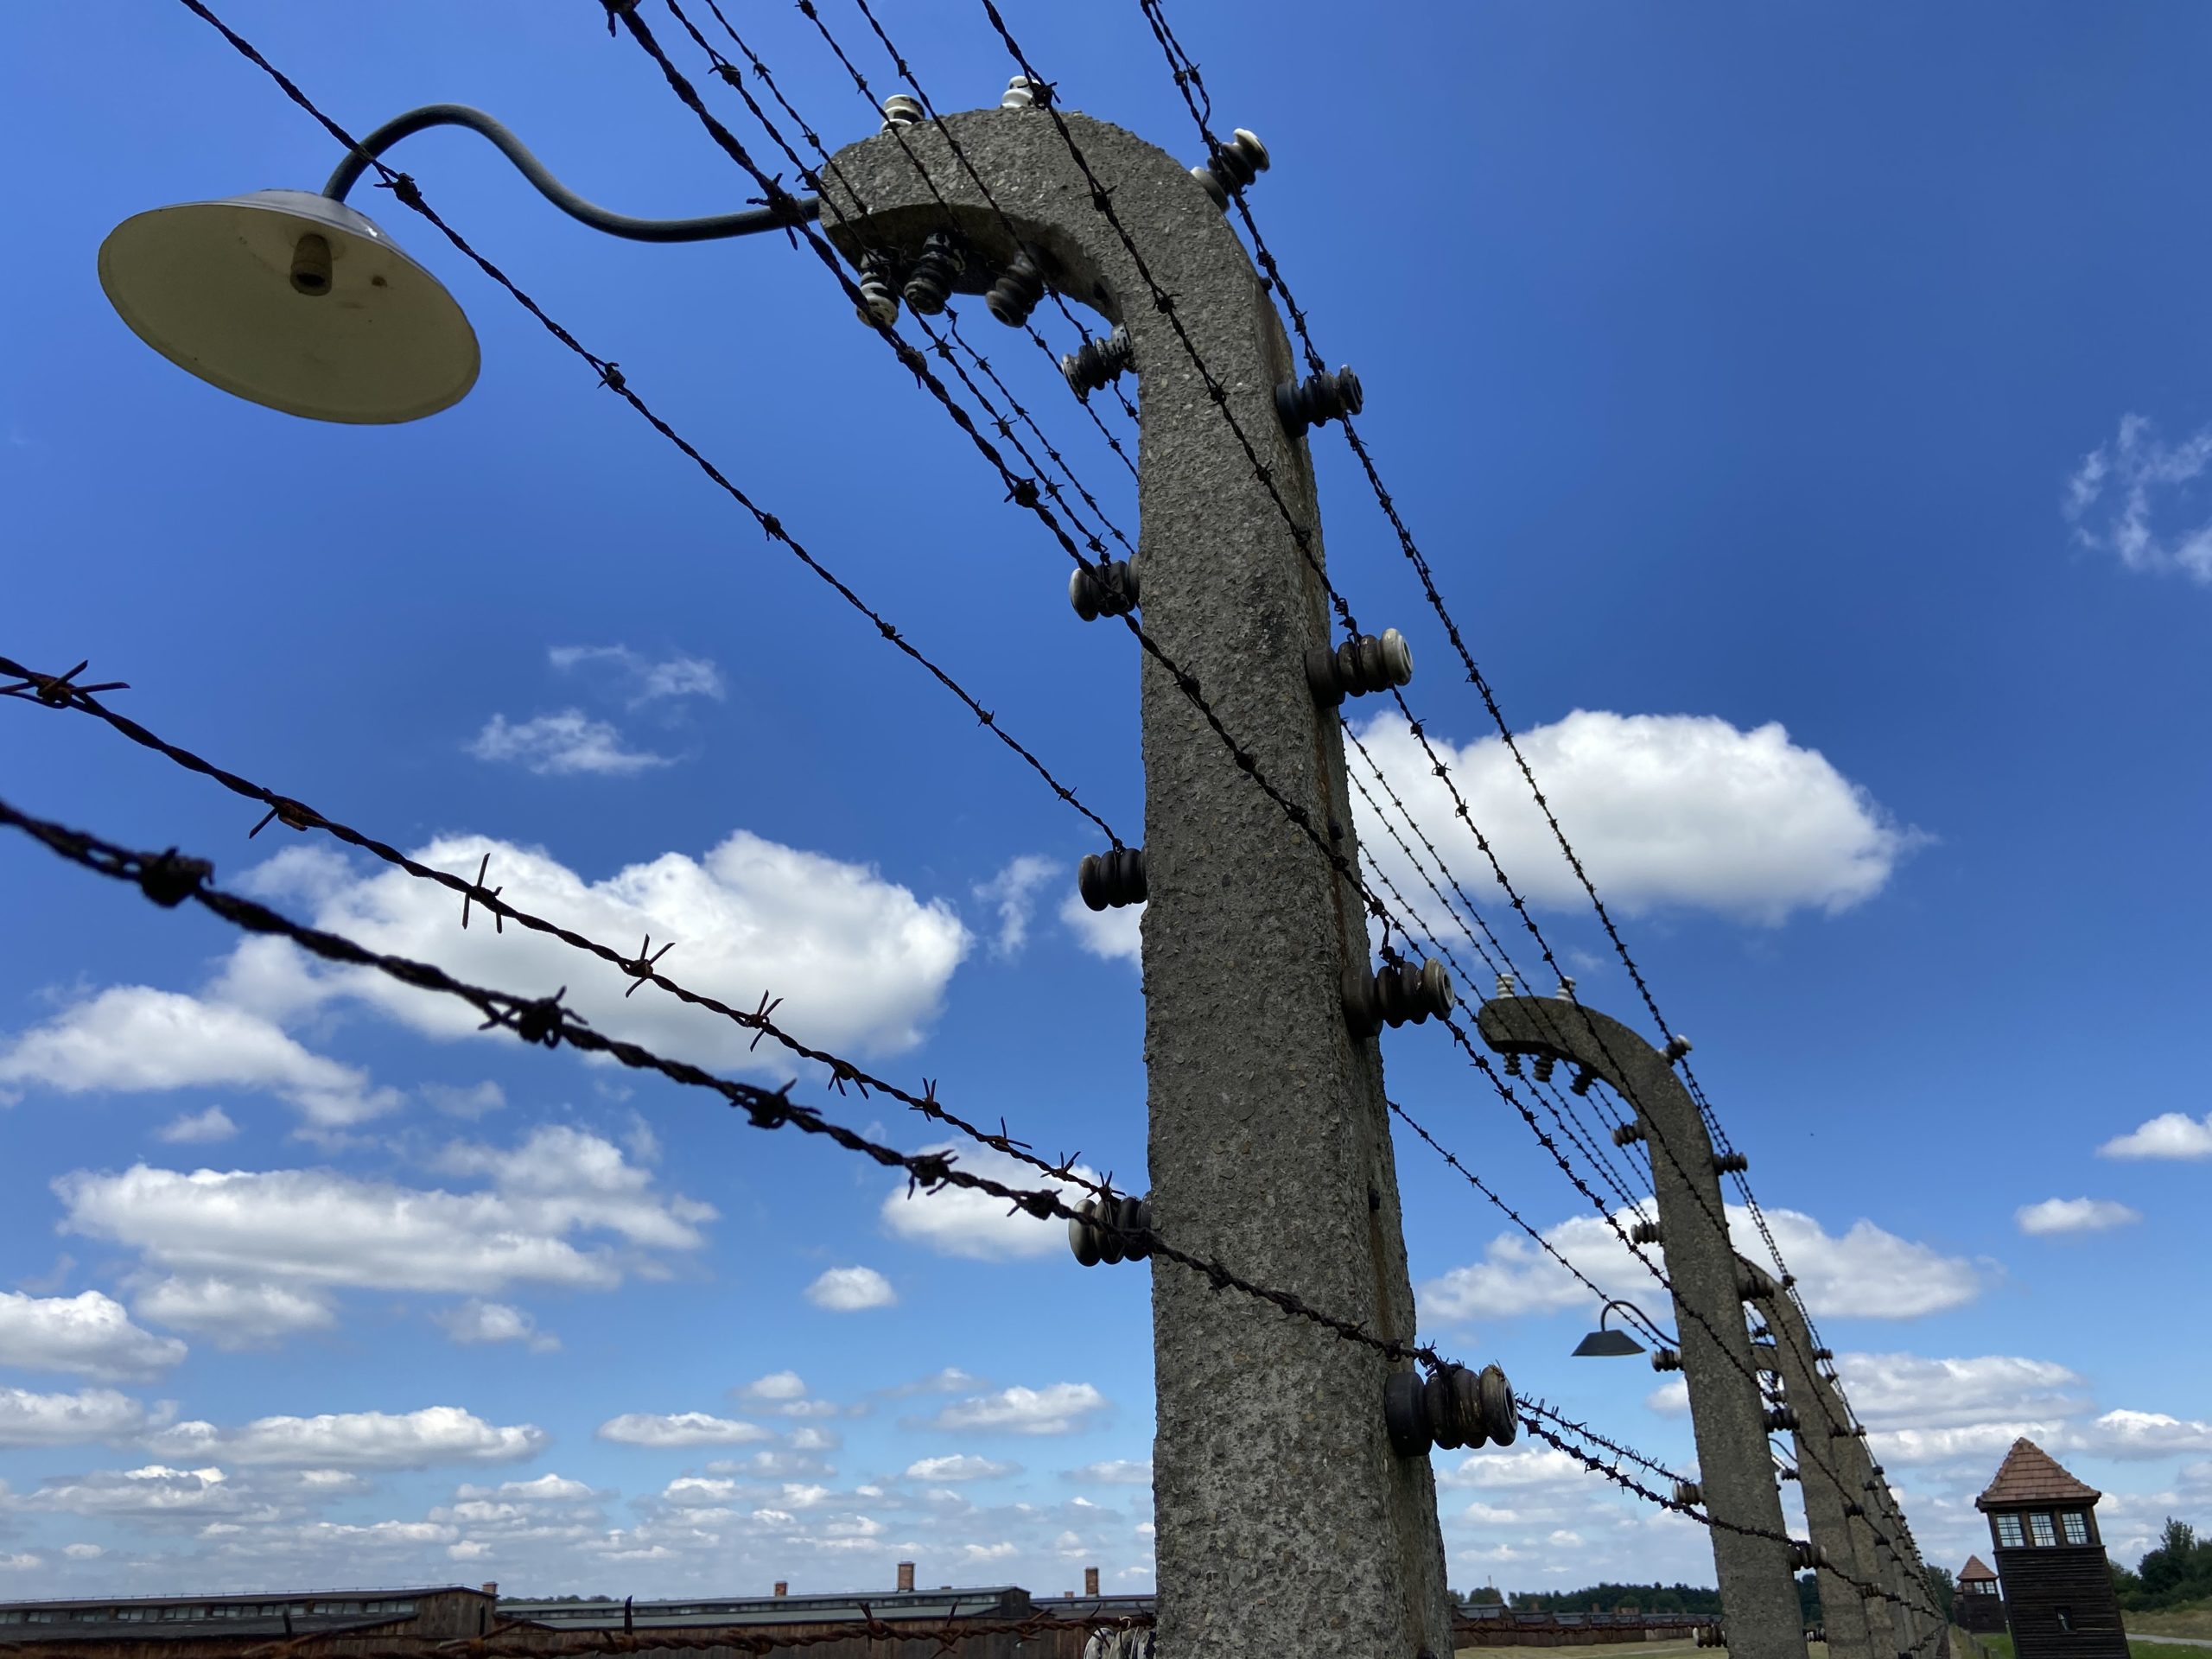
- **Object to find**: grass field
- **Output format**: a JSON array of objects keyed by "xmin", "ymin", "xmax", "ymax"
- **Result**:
[
  {"xmin": 2129, "ymin": 1603, "xmax": 2212, "ymax": 1643},
  {"xmin": 1955, "ymin": 1629, "xmax": 2210, "ymax": 1659}
]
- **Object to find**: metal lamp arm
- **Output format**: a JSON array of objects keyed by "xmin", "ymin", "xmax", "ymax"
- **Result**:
[
  {"xmin": 1603, "ymin": 1299, "xmax": 1679, "ymax": 1349},
  {"xmin": 321, "ymin": 103, "xmax": 821, "ymax": 243}
]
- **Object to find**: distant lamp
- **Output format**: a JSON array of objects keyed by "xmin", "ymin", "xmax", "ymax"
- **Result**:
[
  {"xmin": 1572, "ymin": 1300, "xmax": 1652, "ymax": 1358},
  {"xmin": 99, "ymin": 189, "xmax": 478, "ymax": 424}
]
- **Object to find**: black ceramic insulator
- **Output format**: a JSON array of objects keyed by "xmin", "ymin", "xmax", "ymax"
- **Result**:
[
  {"xmin": 1060, "ymin": 327, "xmax": 1135, "ymax": 397},
  {"xmin": 1792, "ymin": 1541, "xmax": 1823, "ymax": 1572},
  {"xmin": 1383, "ymin": 1370, "xmax": 1431, "ymax": 1459},
  {"xmin": 1531, "ymin": 1052, "xmax": 1557, "ymax": 1084},
  {"xmin": 1569, "ymin": 1065, "xmax": 1597, "ymax": 1096},
  {"xmin": 1651, "ymin": 1347, "xmax": 1681, "ymax": 1373},
  {"xmin": 1305, "ymin": 628, "xmax": 1414, "ymax": 706},
  {"xmin": 1611, "ymin": 1121, "xmax": 1645, "ymax": 1147},
  {"xmin": 1765, "ymin": 1406, "xmax": 1799, "ymax": 1432},
  {"xmin": 1714, "ymin": 1151, "xmax": 1750, "ymax": 1174},
  {"xmin": 1424, "ymin": 1368, "xmax": 1463, "ymax": 1452},
  {"xmin": 1275, "ymin": 364, "xmax": 1363, "ymax": 438},
  {"xmin": 1631, "ymin": 1218, "xmax": 1662, "ymax": 1245},
  {"xmin": 1068, "ymin": 558, "xmax": 1139, "ymax": 620},
  {"xmin": 855, "ymin": 249, "xmax": 903, "ymax": 327},
  {"xmin": 1067, "ymin": 1193, "xmax": 1151, "ymax": 1267},
  {"xmin": 1476, "ymin": 1363, "xmax": 1516, "ymax": 1446},
  {"xmin": 1077, "ymin": 847, "xmax": 1147, "ymax": 912},
  {"xmin": 985, "ymin": 247, "xmax": 1047, "ymax": 327},
  {"xmin": 1675, "ymin": 1479, "xmax": 1703, "ymax": 1507},
  {"xmin": 901, "ymin": 231, "xmax": 965, "ymax": 316},
  {"xmin": 1503, "ymin": 1052, "xmax": 1522, "ymax": 1077},
  {"xmin": 1188, "ymin": 127, "xmax": 1269, "ymax": 208},
  {"xmin": 1349, "ymin": 957, "xmax": 1453, "ymax": 1037}
]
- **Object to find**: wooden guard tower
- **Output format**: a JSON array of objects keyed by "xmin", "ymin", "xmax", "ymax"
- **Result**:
[
  {"xmin": 1956, "ymin": 1554, "xmax": 2006, "ymax": 1634},
  {"xmin": 1975, "ymin": 1439, "xmax": 2126, "ymax": 1659}
]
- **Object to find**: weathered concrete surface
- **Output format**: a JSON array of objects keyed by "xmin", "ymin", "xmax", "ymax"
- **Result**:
[
  {"xmin": 1477, "ymin": 996, "xmax": 1808, "ymax": 1659},
  {"xmin": 819, "ymin": 110, "xmax": 1450, "ymax": 1657},
  {"xmin": 1745, "ymin": 1268, "xmax": 1872, "ymax": 1659}
]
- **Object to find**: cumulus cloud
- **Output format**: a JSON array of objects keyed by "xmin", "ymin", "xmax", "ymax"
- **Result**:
[
  {"xmin": 24, "ymin": 1464, "xmax": 247, "ymax": 1522},
  {"xmin": 57, "ymin": 1127, "xmax": 709, "ymax": 1348},
  {"xmin": 1348, "ymin": 709, "xmax": 1919, "ymax": 925},
  {"xmin": 435, "ymin": 1300, "xmax": 560, "ymax": 1353},
  {"xmin": 972, "ymin": 856, "xmax": 1062, "ymax": 960},
  {"xmin": 881, "ymin": 1145, "xmax": 1103, "ymax": 1262},
  {"xmin": 1064, "ymin": 1459, "xmax": 1152, "ymax": 1485},
  {"xmin": 0, "ymin": 986, "xmax": 397, "ymax": 1128},
  {"xmin": 905, "ymin": 1455, "xmax": 1018, "ymax": 1482},
  {"xmin": 0, "ymin": 1388, "xmax": 168, "ymax": 1449},
  {"xmin": 927, "ymin": 1383, "xmax": 1109, "ymax": 1437},
  {"xmin": 1834, "ymin": 1353, "xmax": 2091, "ymax": 1431},
  {"xmin": 2099, "ymin": 1110, "xmax": 2212, "ymax": 1160},
  {"xmin": 804, "ymin": 1267, "xmax": 896, "ymax": 1312},
  {"xmin": 1418, "ymin": 1203, "xmax": 1978, "ymax": 1325},
  {"xmin": 467, "ymin": 710, "xmax": 672, "ymax": 777},
  {"xmin": 156, "ymin": 1107, "xmax": 238, "ymax": 1145},
  {"xmin": 2015, "ymin": 1198, "xmax": 2142, "ymax": 1236},
  {"xmin": 1060, "ymin": 893, "xmax": 1142, "ymax": 966},
  {"xmin": 596, "ymin": 1413, "xmax": 775, "ymax": 1447},
  {"xmin": 149, "ymin": 1406, "xmax": 545, "ymax": 1468},
  {"xmin": 1436, "ymin": 1446, "xmax": 1593, "ymax": 1491},
  {"xmin": 2064, "ymin": 414, "xmax": 2212, "ymax": 584},
  {"xmin": 0, "ymin": 1291, "xmax": 185, "ymax": 1382},
  {"xmin": 550, "ymin": 645, "xmax": 726, "ymax": 706},
  {"xmin": 228, "ymin": 830, "xmax": 968, "ymax": 1074}
]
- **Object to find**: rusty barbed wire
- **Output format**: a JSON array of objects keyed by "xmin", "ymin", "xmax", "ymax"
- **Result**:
[
  {"xmin": 0, "ymin": 791, "xmax": 1496, "ymax": 1382},
  {"xmin": 168, "ymin": 0, "xmax": 1122, "ymax": 856}
]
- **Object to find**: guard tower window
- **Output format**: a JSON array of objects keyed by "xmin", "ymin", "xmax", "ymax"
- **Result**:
[
  {"xmin": 2029, "ymin": 1513, "xmax": 2057, "ymax": 1547},
  {"xmin": 2062, "ymin": 1511, "xmax": 2089, "ymax": 1545},
  {"xmin": 1996, "ymin": 1514, "xmax": 2025, "ymax": 1548},
  {"xmin": 2056, "ymin": 1607, "xmax": 2074, "ymax": 1631}
]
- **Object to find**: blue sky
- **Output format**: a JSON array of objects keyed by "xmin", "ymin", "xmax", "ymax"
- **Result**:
[{"xmin": 3, "ymin": 0, "xmax": 2210, "ymax": 1605}]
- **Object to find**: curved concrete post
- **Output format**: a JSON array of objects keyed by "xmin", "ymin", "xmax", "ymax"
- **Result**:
[
  {"xmin": 818, "ymin": 109, "xmax": 1448, "ymax": 1657},
  {"xmin": 1745, "ymin": 1266, "xmax": 1872, "ymax": 1659},
  {"xmin": 1477, "ymin": 995, "xmax": 1808, "ymax": 1659}
]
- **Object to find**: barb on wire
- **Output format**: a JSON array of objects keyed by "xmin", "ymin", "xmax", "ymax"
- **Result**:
[
  {"xmin": 168, "ymin": 0, "xmax": 1123, "ymax": 855},
  {"xmin": 0, "ymin": 658, "xmax": 130, "ymax": 707}
]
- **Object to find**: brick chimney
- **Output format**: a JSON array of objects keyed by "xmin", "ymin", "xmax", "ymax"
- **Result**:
[
  {"xmin": 896, "ymin": 1561, "xmax": 915, "ymax": 1593},
  {"xmin": 480, "ymin": 1584, "xmax": 499, "ymax": 1598},
  {"xmin": 772, "ymin": 1583, "xmax": 787, "ymax": 1599},
  {"xmin": 1085, "ymin": 1567, "xmax": 1100, "ymax": 1597}
]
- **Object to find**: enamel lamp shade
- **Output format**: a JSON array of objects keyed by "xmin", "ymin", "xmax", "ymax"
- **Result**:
[{"xmin": 98, "ymin": 188, "xmax": 479, "ymax": 423}]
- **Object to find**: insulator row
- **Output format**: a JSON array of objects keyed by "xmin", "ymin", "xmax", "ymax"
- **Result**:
[
  {"xmin": 1275, "ymin": 364, "xmax": 1362, "ymax": 438},
  {"xmin": 1344, "ymin": 957, "xmax": 1452, "ymax": 1039},
  {"xmin": 1630, "ymin": 1218, "xmax": 1662, "ymax": 1245},
  {"xmin": 1695, "ymin": 1624, "xmax": 1726, "ymax": 1649},
  {"xmin": 1382, "ymin": 1362, "xmax": 1516, "ymax": 1459},
  {"xmin": 855, "ymin": 249, "xmax": 904, "ymax": 328},
  {"xmin": 1844, "ymin": 1500, "xmax": 1865, "ymax": 1518},
  {"xmin": 1189, "ymin": 128, "xmax": 1269, "ymax": 209},
  {"xmin": 1061, "ymin": 326, "xmax": 1135, "ymax": 397},
  {"xmin": 1791, "ymin": 1541, "xmax": 1825, "ymax": 1573},
  {"xmin": 1068, "ymin": 557, "xmax": 1139, "ymax": 620},
  {"xmin": 1663, "ymin": 1033, "xmax": 1694, "ymax": 1062},
  {"xmin": 1650, "ymin": 1347, "xmax": 1681, "ymax": 1373},
  {"xmin": 1304, "ymin": 628, "xmax": 1414, "ymax": 707},
  {"xmin": 1739, "ymin": 1268, "xmax": 1778, "ymax": 1302},
  {"xmin": 985, "ymin": 247, "xmax": 1048, "ymax": 327},
  {"xmin": 1532, "ymin": 1053, "xmax": 1557, "ymax": 1084},
  {"xmin": 880, "ymin": 93, "xmax": 924, "ymax": 132},
  {"xmin": 1713, "ymin": 1151, "xmax": 1749, "ymax": 1174},
  {"xmin": 1674, "ymin": 1480, "xmax": 1703, "ymax": 1508},
  {"xmin": 1812, "ymin": 1346, "xmax": 1834, "ymax": 1362},
  {"xmin": 1829, "ymin": 1423, "xmax": 1870, "ymax": 1440},
  {"xmin": 1569, "ymin": 1065, "xmax": 1597, "ymax": 1096},
  {"xmin": 902, "ymin": 231, "xmax": 966, "ymax": 316},
  {"xmin": 1765, "ymin": 1405, "xmax": 1799, "ymax": 1432},
  {"xmin": 1067, "ymin": 1193, "xmax": 1152, "ymax": 1267},
  {"xmin": 1611, "ymin": 1121, "xmax": 1646, "ymax": 1147},
  {"xmin": 1077, "ymin": 847, "xmax": 1147, "ymax": 912},
  {"xmin": 1001, "ymin": 75, "xmax": 1043, "ymax": 109}
]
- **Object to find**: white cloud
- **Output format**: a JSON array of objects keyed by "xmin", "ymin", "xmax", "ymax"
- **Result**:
[
  {"xmin": 0, "ymin": 1291, "xmax": 185, "ymax": 1382},
  {"xmin": 2099, "ymin": 1110, "xmax": 2212, "ymax": 1160},
  {"xmin": 929, "ymin": 1383, "xmax": 1109, "ymax": 1437},
  {"xmin": 596, "ymin": 1413, "xmax": 774, "ymax": 1447},
  {"xmin": 1436, "ymin": 1446, "xmax": 1593, "ymax": 1491},
  {"xmin": 1834, "ymin": 1353, "xmax": 2090, "ymax": 1431},
  {"xmin": 1349, "ymin": 709, "xmax": 1918, "ymax": 925},
  {"xmin": 1418, "ymin": 1203, "xmax": 1977, "ymax": 1324},
  {"xmin": 62, "ymin": 1544, "xmax": 103, "ymax": 1560},
  {"xmin": 1060, "ymin": 892, "xmax": 1142, "ymax": 965},
  {"xmin": 237, "ymin": 830, "xmax": 969, "ymax": 1072},
  {"xmin": 0, "ymin": 1388, "xmax": 167, "ymax": 1448},
  {"xmin": 881, "ymin": 1144, "xmax": 1102, "ymax": 1262},
  {"xmin": 423, "ymin": 1082, "xmax": 505, "ymax": 1119},
  {"xmin": 58, "ymin": 1126, "xmax": 711, "ymax": 1322},
  {"xmin": 972, "ymin": 855, "xmax": 1061, "ymax": 959},
  {"xmin": 132, "ymin": 1278, "xmax": 337, "ymax": 1347},
  {"xmin": 549, "ymin": 645, "xmax": 726, "ymax": 706},
  {"xmin": 2064, "ymin": 413, "xmax": 2212, "ymax": 584},
  {"xmin": 1064, "ymin": 1459, "xmax": 1152, "ymax": 1485},
  {"xmin": 804, "ymin": 1267, "xmax": 896, "ymax": 1312},
  {"xmin": 740, "ymin": 1372, "xmax": 810, "ymax": 1403},
  {"xmin": 0, "ymin": 986, "xmax": 396, "ymax": 1128},
  {"xmin": 156, "ymin": 1107, "xmax": 238, "ymax": 1145},
  {"xmin": 905, "ymin": 1455, "xmax": 1018, "ymax": 1482},
  {"xmin": 454, "ymin": 1473, "xmax": 597, "ymax": 1503},
  {"xmin": 149, "ymin": 1406, "xmax": 545, "ymax": 1468},
  {"xmin": 25, "ymin": 1465, "xmax": 245, "ymax": 1522},
  {"xmin": 467, "ymin": 710, "xmax": 672, "ymax": 776},
  {"xmin": 435, "ymin": 1300, "xmax": 560, "ymax": 1353},
  {"xmin": 2015, "ymin": 1198, "xmax": 2142, "ymax": 1236}
]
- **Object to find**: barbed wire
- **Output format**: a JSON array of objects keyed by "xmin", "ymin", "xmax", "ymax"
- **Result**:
[{"xmin": 166, "ymin": 0, "xmax": 1122, "ymax": 855}]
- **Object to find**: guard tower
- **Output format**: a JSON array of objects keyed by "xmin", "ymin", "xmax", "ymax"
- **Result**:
[
  {"xmin": 1975, "ymin": 1439, "xmax": 2126, "ymax": 1659},
  {"xmin": 1956, "ymin": 1555, "xmax": 2006, "ymax": 1634}
]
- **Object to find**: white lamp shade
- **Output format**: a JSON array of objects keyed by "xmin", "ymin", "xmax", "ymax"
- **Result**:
[{"xmin": 99, "ymin": 188, "xmax": 479, "ymax": 423}]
